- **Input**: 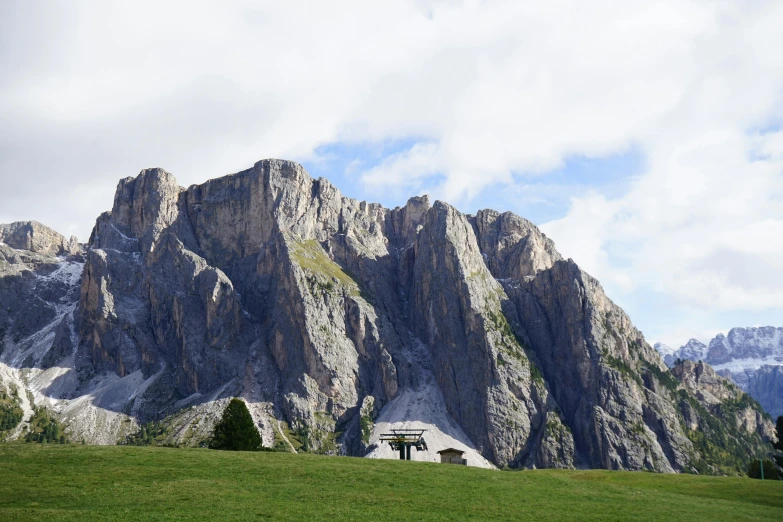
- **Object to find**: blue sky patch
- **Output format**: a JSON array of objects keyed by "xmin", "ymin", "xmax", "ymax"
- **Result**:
[{"xmin": 299, "ymin": 138, "xmax": 645, "ymax": 225}]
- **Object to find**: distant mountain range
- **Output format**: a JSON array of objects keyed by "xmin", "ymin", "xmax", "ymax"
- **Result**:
[{"xmin": 655, "ymin": 327, "xmax": 783, "ymax": 418}]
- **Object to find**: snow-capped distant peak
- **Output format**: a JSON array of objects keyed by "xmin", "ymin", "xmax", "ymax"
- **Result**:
[
  {"xmin": 653, "ymin": 342, "xmax": 676, "ymax": 356},
  {"xmin": 679, "ymin": 338, "xmax": 709, "ymax": 361}
]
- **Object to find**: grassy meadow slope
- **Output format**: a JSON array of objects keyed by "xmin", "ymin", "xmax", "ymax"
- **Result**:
[{"xmin": 1, "ymin": 445, "xmax": 781, "ymax": 521}]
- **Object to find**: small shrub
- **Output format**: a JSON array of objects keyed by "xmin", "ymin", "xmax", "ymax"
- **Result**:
[
  {"xmin": 120, "ymin": 421, "xmax": 170, "ymax": 446},
  {"xmin": 360, "ymin": 415, "xmax": 373, "ymax": 445}
]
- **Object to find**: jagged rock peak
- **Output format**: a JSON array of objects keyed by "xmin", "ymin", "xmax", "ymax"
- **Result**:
[
  {"xmin": 91, "ymin": 159, "xmax": 439, "ymax": 260},
  {"xmin": 672, "ymin": 360, "xmax": 734, "ymax": 405},
  {"xmin": 654, "ymin": 342, "xmax": 674, "ymax": 355},
  {"xmin": 708, "ymin": 327, "xmax": 783, "ymax": 365},
  {"xmin": 470, "ymin": 209, "xmax": 562, "ymax": 279},
  {"xmin": 0, "ymin": 221, "xmax": 80, "ymax": 255}
]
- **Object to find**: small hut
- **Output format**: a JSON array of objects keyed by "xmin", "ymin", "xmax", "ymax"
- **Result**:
[{"xmin": 437, "ymin": 448, "xmax": 467, "ymax": 465}]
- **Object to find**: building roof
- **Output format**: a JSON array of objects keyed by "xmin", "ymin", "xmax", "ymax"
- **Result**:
[{"xmin": 436, "ymin": 448, "xmax": 465, "ymax": 455}]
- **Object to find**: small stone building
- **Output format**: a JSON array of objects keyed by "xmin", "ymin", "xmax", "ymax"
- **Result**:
[{"xmin": 437, "ymin": 448, "xmax": 467, "ymax": 465}]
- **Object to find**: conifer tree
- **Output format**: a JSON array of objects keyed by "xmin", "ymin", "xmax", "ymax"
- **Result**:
[
  {"xmin": 748, "ymin": 415, "xmax": 783, "ymax": 479},
  {"xmin": 773, "ymin": 416, "xmax": 783, "ymax": 471},
  {"xmin": 209, "ymin": 398, "xmax": 262, "ymax": 451}
]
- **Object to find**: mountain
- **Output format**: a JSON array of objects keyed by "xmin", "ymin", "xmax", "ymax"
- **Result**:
[
  {"xmin": 653, "ymin": 342, "xmax": 676, "ymax": 357},
  {"xmin": 0, "ymin": 159, "xmax": 774, "ymax": 474},
  {"xmin": 744, "ymin": 365, "xmax": 783, "ymax": 420},
  {"xmin": 656, "ymin": 328, "xmax": 783, "ymax": 418},
  {"xmin": 660, "ymin": 339, "xmax": 710, "ymax": 367}
]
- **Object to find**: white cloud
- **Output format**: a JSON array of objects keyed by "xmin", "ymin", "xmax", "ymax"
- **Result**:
[
  {"xmin": 360, "ymin": 142, "xmax": 443, "ymax": 198},
  {"xmin": 1, "ymin": 0, "xmax": 782, "ymax": 345}
]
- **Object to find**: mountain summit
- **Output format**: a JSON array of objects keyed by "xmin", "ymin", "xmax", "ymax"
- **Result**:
[
  {"xmin": 0, "ymin": 159, "xmax": 773, "ymax": 473},
  {"xmin": 657, "ymin": 327, "xmax": 783, "ymax": 419}
]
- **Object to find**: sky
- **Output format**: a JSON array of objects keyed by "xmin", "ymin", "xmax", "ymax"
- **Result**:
[{"xmin": 1, "ymin": 0, "xmax": 782, "ymax": 349}]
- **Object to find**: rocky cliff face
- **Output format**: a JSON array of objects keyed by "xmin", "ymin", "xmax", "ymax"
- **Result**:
[
  {"xmin": 0, "ymin": 222, "xmax": 83, "ymax": 363},
  {"xmin": 0, "ymin": 222, "xmax": 92, "ymax": 441},
  {"xmin": 657, "ymin": 328, "xmax": 783, "ymax": 419},
  {"xmin": 743, "ymin": 365, "xmax": 783, "ymax": 420},
  {"xmin": 0, "ymin": 160, "xmax": 773, "ymax": 473},
  {"xmin": 0, "ymin": 221, "xmax": 80, "ymax": 257}
]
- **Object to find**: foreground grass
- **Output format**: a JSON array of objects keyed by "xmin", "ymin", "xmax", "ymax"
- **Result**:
[{"xmin": 1, "ymin": 445, "xmax": 781, "ymax": 521}]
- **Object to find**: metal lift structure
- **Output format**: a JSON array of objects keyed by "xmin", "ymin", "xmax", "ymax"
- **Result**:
[{"xmin": 379, "ymin": 429, "xmax": 428, "ymax": 460}]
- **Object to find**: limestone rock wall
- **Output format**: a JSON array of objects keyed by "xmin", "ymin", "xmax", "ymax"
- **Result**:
[{"xmin": 0, "ymin": 159, "xmax": 772, "ymax": 472}]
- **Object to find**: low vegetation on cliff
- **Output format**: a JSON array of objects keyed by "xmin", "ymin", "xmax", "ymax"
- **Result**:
[{"xmin": 0, "ymin": 387, "xmax": 23, "ymax": 439}]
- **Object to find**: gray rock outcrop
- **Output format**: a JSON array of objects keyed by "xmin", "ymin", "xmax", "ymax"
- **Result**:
[
  {"xmin": 0, "ymin": 221, "xmax": 80, "ymax": 256},
  {"xmin": 0, "ymin": 222, "xmax": 83, "ymax": 359}
]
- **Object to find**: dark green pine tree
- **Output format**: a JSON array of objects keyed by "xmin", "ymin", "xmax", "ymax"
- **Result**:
[
  {"xmin": 209, "ymin": 398, "xmax": 262, "ymax": 451},
  {"xmin": 748, "ymin": 415, "xmax": 783, "ymax": 480},
  {"xmin": 773, "ymin": 416, "xmax": 783, "ymax": 470}
]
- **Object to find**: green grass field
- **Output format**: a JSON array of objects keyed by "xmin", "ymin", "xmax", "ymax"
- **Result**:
[{"xmin": 1, "ymin": 444, "xmax": 781, "ymax": 521}]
